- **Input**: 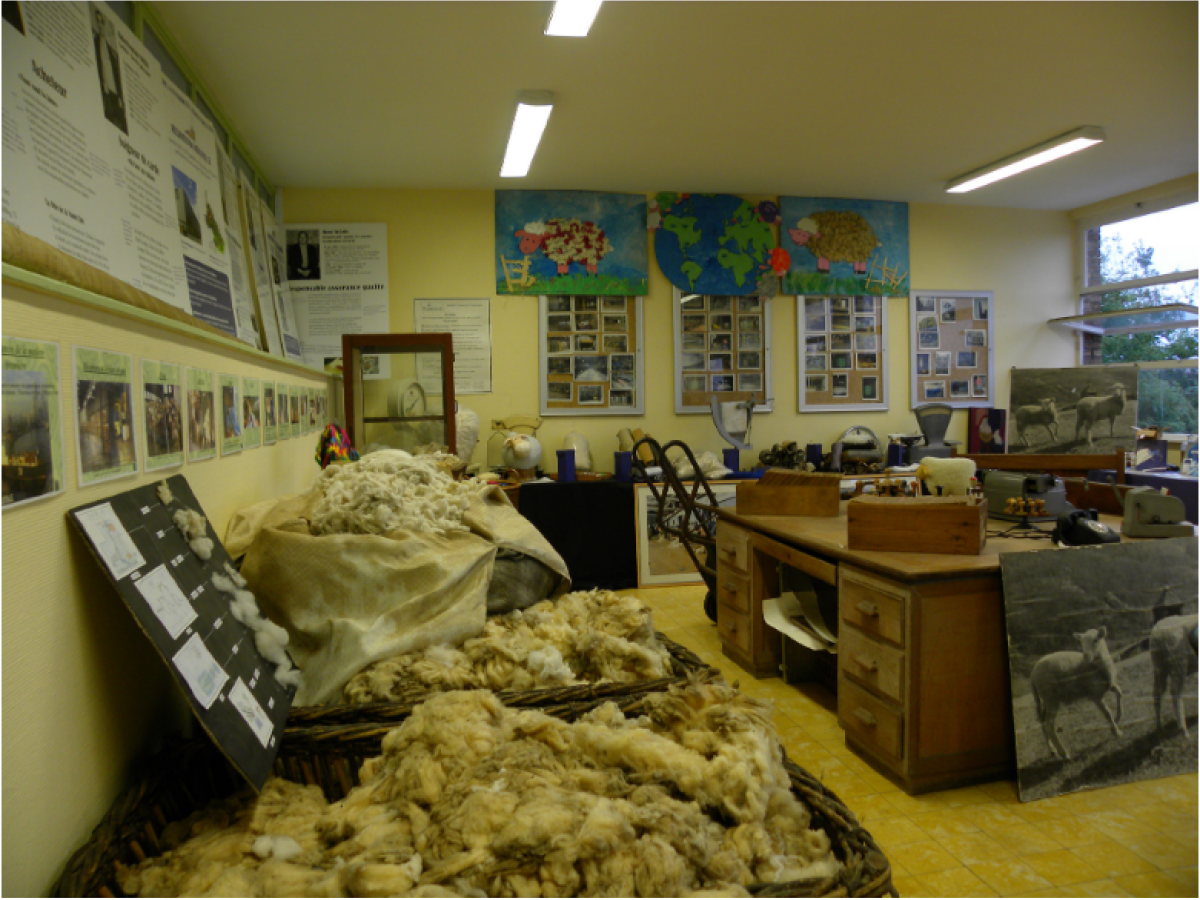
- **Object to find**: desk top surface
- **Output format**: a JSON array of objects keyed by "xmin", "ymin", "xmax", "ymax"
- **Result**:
[{"xmin": 716, "ymin": 502, "xmax": 1133, "ymax": 583}]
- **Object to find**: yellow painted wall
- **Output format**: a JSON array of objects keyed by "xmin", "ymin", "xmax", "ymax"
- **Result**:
[
  {"xmin": 283, "ymin": 190, "xmax": 1077, "ymax": 469},
  {"xmin": 1, "ymin": 282, "xmax": 332, "ymax": 897}
]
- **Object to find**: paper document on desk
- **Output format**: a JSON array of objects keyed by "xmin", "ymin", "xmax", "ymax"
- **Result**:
[{"xmin": 763, "ymin": 591, "xmax": 837, "ymax": 653}]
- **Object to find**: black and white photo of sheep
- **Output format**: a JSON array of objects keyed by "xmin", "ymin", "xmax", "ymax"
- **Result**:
[
  {"xmin": 1001, "ymin": 537, "xmax": 1197, "ymax": 801},
  {"xmin": 1009, "ymin": 366, "xmax": 1139, "ymax": 455}
]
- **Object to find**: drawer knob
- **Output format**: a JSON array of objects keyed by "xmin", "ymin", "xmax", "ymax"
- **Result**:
[
  {"xmin": 854, "ymin": 655, "xmax": 878, "ymax": 673},
  {"xmin": 855, "ymin": 601, "xmax": 880, "ymax": 618},
  {"xmin": 723, "ymin": 583, "xmax": 736, "ymax": 593},
  {"xmin": 853, "ymin": 708, "xmax": 877, "ymax": 728}
]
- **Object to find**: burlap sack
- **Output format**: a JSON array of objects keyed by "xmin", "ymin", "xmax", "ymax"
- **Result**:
[{"xmin": 226, "ymin": 484, "xmax": 569, "ymax": 705}]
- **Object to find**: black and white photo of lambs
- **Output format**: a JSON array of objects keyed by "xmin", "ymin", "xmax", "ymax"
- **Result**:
[
  {"xmin": 1007, "ymin": 366, "xmax": 1138, "ymax": 456},
  {"xmin": 117, "ymin": 681, "xmax": 842, "ymax": 897}
]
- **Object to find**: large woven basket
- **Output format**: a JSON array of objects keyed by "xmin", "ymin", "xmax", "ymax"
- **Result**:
[
  {"xmin": 287, "ymin": 631, "xmax": 719, "ymax": 726},
  {"xmin": 55, "ymin": 695, "xmax": 895, "ymax": 898}
]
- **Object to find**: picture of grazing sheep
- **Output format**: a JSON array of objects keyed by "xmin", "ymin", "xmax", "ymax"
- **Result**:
[
  {"xmin": 1151, "ymin": 614, "xmax": 1199, "ymax": 737},
  {"xmin": 515, "ymin": 219, "xmax": 613, "ymax": 276},
  {"xmin": 1030, "ymin": 626, "xmax": 1123, "ymax": 760},
  {"xmin": 787, "ymin": 211, "xmax": 881, "ymax": 276},
  {"xmin": 1074, "ymin": 383, "xmax": 1127, "ymax": 448},
  {"xmin": 1014, "ymin": 398, "xmax": 1058, "ymax": 447}
]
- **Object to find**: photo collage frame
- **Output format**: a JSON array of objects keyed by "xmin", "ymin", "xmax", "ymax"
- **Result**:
[
  {"xmin": 797, "ymin": 295, "xmax": 888, "ymax": 411},
  {"xmin": 673, "ymin": 290, "xmax": 773, "ymax": 413},
  {"xmin": 538, "ymin": 295, "xmax": 644, "ymax": 415},
  {"xmin": 909, "ymin": 290, "xmax": 994, "ymax": 408}
]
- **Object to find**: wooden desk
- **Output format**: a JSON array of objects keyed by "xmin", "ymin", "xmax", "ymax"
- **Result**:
[{"xmin": 714, "ymin": 504, "xmax": 1126, "ymax": 794}]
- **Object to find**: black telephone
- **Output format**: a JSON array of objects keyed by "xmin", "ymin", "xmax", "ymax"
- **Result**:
[{"xmin": 1052, "ymin": 509, "xmax": 1120, "ymax": 546}]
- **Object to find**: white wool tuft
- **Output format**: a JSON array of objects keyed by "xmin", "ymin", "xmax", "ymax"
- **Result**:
[
  {"xmin": 211, "ymin": 573, "xmax": 237, "ymax": 595},
  {"xmin": 308, "ymin": 449, "xmax": 490, "ymax": 537},
  {"xmin": 666, "ymin": 447, "xmax": 731, "ymax": 481},
  {"xmin": 527, "ymin": 646, "xmax": 575, "ymax": 684},
  {"xmin": 251, "ymin": 834, "xmax": 302, "ymax": 860},
  {"xmin": 173, "ymin": 508, "xmax": 207, "ymax": 541},
  {"xmin": 189, "ymin": 536, "xmax": 214, "ymax": 561},
  {"xmin": 275, "ymin": 666, "xmax": 304, "ymax": 690},
  {"xmin": 222, "ymin": 561, "xmax": 248, "ymax": 588},
  {"xmin": 156, "ymin": 481, "xmax": 174, "ymax": 506},
  {"xmin": 455, "ymin": 407, "xmax": 480, "ymax": 464},
  {"xmin": 210, "ymin": 564, "xmax": 301, "ymax": 691}
]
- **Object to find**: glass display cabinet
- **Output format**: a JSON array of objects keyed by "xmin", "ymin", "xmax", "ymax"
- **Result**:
[{"xmin": 342, "ymin": 332, "xmax": 456, "ymax": 456}]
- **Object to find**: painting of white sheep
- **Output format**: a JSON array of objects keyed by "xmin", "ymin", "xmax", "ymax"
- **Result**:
[
  {"xmin": 1074, "ymin": 384, "xmax": 1127, "ymax": 449},
  {"xmin": 1014, "ymin": 398, "xmax": 1058, "ymax": 447},
  {"xmin": 1151, "ymin": 614, "xmax": 1199, "ymax": 737},
  {"xmin": 1030, "ymin": 626, "xmax": 1124, "ymax": 760}
]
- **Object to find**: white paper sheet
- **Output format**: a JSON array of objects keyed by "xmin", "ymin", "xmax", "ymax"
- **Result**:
[
  {"xmin": 74, "ymin": 501, "xmax": 145, "ymax": 579},
  {"xmin": 763, "ymin": 590, "xmax": 837, "ymax": 654},
  {"xmin": 134, "ymin": 563, "xmax": 196, "ymax": 639},
  {"xmin": 172, "ymin": 632, "xmax": 227, "ymax": 709}
]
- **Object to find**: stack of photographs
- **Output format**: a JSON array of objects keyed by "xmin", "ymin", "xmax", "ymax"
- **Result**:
[
  {"xmin": 544, "ymin": 296, "xmax": 637, "ymax": 409},
  {"xmin": 801, "ymin": 295, "xmax": 882, "ymax": 406},
  {"xmin": 678, "ymin": 294, "xmax": 765, "ymax": 397}
]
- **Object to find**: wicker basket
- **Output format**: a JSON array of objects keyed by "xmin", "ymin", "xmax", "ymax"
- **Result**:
[
  {"xmin": 287, "ymin": 631, "xmax": 719, "ymax": 727},
  {"xmin": 55, "ymin": 696, "xmax": 895, "ymax": 898}
]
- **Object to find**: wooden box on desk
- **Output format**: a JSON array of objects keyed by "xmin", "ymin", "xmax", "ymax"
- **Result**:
[
  {"xmin": 736, "ymin": 470, "xmax": 841, "ymax": 517},
  {"xmin": 847, "ymin": 495, "xmax": 989, "ymax": 555}
]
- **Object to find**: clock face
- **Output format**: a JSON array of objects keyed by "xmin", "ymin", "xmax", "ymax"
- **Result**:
[{"xmin": 391, "ymin": 379, "xmax": 428, "ymax": 417}]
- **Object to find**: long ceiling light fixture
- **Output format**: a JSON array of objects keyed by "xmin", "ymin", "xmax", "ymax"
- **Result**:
[
  {"xmin": 945, "ymin": 126, "xmax": 1106, "ymax": 194},
  {"xmin": 500, "ymin": 91, "xmax": 554, "ymax": 178},
  {"xmin": 545, "ymin": 0, "xmax": 603, "ymax": 37}
]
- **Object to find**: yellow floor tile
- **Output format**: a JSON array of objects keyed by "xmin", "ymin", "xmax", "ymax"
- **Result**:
[
  {"xmin": 957, "ymin": 802, "xmax": 1031, "ymax": 832},
  {"xmin": 1028, "ymin": 815, "xmax": 1113, "ymax": 849},
  {"xmin": 918, "ymin": 865, "xmax": 1001, "ymax": 897},
  {"xmin": 1021, "ymin": 848, "xmax": 1107, "ymax": 887},
  {"xmin": 909, "ymin": 809, "xmax": 982, "ymax": 840},
  {"xmin": 977, "ymin": 779, "xmax": 1021, "ymax": 803},
  {"xmin": 1114, "ymin": 869, "xmax": 1200, "ymax": 897},
  {"xmin": 885, "ymin": 839, "xmax": 963, "ymax": 876},
  {"xmin": 970, "ymin": 858, "xmax": 1055, "ymax": 895},
  {"xmin": 1067, "ymin": 878, "xmax": 1136, "ymax": 897},
  {"xmin": 1164, "ymin": 866, "xmax": 1199, "ymax": 895},
  {"xmin": 979, "ymin": 821, "xmax": 1064, "ymax": 856},
  {"xmin": 1081, "ymin": 808, "xmax": 1166, "ymax": 845},
  {"xmin": 867, "ymin": 815, "xmax": 931, "ymax": 849},
  {"xmin": 936, "ymin": 831, "xmax": 1015, "ymax": 867},
  {"xmin": 1068, "ymin": 839, "xmax": 1159, "ymax": 879},
  {"xmin": 877, "ymin": 789, "xmax": 947, "ymax": 817},
  {"xmin": 1123, "ymin": 833, "xmax": 1200, "ymax": 871},
  {"xmin": 890, "ymin": 873, "xmax": 931, "ymax": 897},
  {"xmin": 923, "ymin": 785, "xmax": 996, "ymax": 808}
]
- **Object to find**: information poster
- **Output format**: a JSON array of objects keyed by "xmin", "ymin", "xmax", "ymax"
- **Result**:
[
  {"xmin": 240, "ymin": 172, "xmax": 283, "ymax": 357},
  {"xmin": 241, "ymin": 376, "xmax": 261, "ymax": 449},
  {"xmin": 289, "ymin": 385, "xmax": 301, "ymax": 438},
  {"xmin": 262, "ymin": 381, "xmax": 277, "ymax": 445},
  {"xmin": 1, "ymin": 17, "xmax": 54, "ymax": 238},
  {"xmin": 218, "ymin": 373, "xmax": 241, "ymax": 456},
  {"xmin": 161, "ymin": 74, "xmax": 240, "ymax": 338},
  {"xmin": 215, "ymin": 144, "xmax": 260, "ymax": 349},
  {"xmin": 260, "ymin": 203, "xmax": 305, "ymax": 363},
  {"xmin": 140, "ymin": 358, "xmax": 183, "ymax": 471},
  {"xmin": 286, "ymin": 223, "xmax": 390, "ymax": 372},
  {"xmin": 414, "ymin": 298, "xmax": 492, "ymax": 394},
  {"xmin": 2, "ymin": 336, "xmax": 66, "ymax": 508},
  {"xmin": 185, "ymin": 366, "xmax": 216, "ymax": 462},
  {"xmin": 74, "ymin": 345, "xmax": 137, "ymax": 486}
]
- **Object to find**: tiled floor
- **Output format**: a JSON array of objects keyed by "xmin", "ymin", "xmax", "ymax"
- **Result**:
[{"xmin": 632, "ymin": 584, "xmax": 1199, "ymax": 898}]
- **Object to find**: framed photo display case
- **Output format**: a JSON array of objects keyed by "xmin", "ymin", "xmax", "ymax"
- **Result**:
[
  {"xmin": 673, "ymin": 289, "xmax": 773, "ymax": 413},
  {"xmin": 909, "ymin": 290, "xmax": 994, "ymax": 408},
  {"xmin": 798, "ymin": 295, "xmax": 888, "ymax": 411},
  {"xmin": 539, "ymin": 295, "xmax": 645, "ymax": 415},
  {"xmin": 634, "ymin": 481, "xmax": 737, "ymax": 587}
]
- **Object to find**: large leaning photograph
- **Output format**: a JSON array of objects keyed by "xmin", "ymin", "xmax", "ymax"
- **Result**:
[{"xmin": 1008, "ymin": 365, "xmax": 1138, "ymax": 454}]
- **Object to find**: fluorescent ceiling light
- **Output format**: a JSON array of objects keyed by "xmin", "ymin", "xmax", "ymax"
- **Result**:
[
  {"xmin": 946, "ymin": 126, "xmax": 1106, "ymax": 194},
  {"xmin": 545, "ymin": 0, "xmax": 603, "ymax": 37},
  {"xmin": 500, "ymin": 91, "xmax": 554, "ymax": 178}
]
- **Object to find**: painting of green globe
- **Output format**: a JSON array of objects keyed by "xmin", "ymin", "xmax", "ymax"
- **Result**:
[{"xmin": 654, "ymin": 194, "xmax": 774, "ymax": 296}]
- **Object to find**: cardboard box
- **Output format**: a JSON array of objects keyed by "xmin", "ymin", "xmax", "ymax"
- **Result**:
[
  {"xmin": 736, "ymin": 470, "xmax": 841, "ymax": 517},
  {"xmin": 847, "ymin": 495, "xmax": 988, "ymax": 555}
]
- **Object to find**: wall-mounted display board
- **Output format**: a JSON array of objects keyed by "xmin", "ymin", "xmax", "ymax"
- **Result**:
[
  {"xmin": 539, "ymin": 296, "xmax": 645, "ymax": 415},
  {"xmin": 672, "ymin": 289, "xmax": 773, "ymax": 414},
  {"xmin": 798, "ymin": 295, "xmax": 888, "ymax": 412},
  {"xmin": 68, "ymin": 475, "xmax": 295, "ymax": 790},
  {"xmin": 909, "ymin": 290, "xmax": 994, "ymax": 409},
  {"xmin": 2, "ymin": 336, "xmax": 66, "ymax": 508},
  {"xmin": 780, "ymin": 197, "xmax": 910, "ymax": 297},
  {"xmin": 496, "ymin": 191, "xmax": 648, "ymax": 296}
]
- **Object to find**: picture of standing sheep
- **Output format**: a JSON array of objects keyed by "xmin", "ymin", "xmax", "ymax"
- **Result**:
[
  {"xmin": 780, "ymin": 196, "xmax": 910, "ymax": 296},
  {"xmin": 1008, "ymin": 365, "xmax": 1139, "ymax": 455},
  {"xmin": 1001, "ymin": 536, "xmax": 1197, "ymax": 800}
]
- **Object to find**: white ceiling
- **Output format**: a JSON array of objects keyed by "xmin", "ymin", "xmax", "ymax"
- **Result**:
[{"xmin": 151, "ymin": 1, "xmax": 1198, "ymax": 211}]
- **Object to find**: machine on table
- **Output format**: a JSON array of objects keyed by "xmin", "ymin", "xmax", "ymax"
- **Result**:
[{"xmin": 907, "ymin": 403, "xmax": 958, "ymax": 463}]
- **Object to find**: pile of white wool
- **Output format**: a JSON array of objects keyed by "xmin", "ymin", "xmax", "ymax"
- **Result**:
[
  {"xmin": 309, "ymin": 449, "xmax": 490, "ymax": 537},
  {"xmin": 118, "ymin": 681, "xmax": 840, "ymax": 897},
  {"xmin": 343, "ymin": 589, "xmax": 674, "ymax": 703}
]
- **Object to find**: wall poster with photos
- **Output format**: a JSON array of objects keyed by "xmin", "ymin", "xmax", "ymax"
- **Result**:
[
  {"xmin": 909, "ymin": 290, "xmax": 994, "ymax": 409},
  {"xmin": 798, "ymin": 295, "xmax": 888, "ymax": 411},
  {"xmin": 673, "ymin": 289, "xmax": 773, "ymax": 414},
  {"xmin": 538, "ymin": 295, "xmax": 645, "ymax": 415}
]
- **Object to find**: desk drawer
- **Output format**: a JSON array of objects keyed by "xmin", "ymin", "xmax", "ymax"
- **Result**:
[
  {"xmin": 839, "ymin": 677, "xmax": 904, "ymax": 761},
  {"xmin": 840, "ymin": 568, "xmax": 906, "ymax": 647},
  {"xmin": 840, "ymin": 627, "xmax": 905, "ymax": 705},
  {"xmin": 717, "ymin": 602, "xmax": 752, "ymax": 656},
  {"xmin": 717, "ymin": 568, "xmax": 751, "ymax": 614},
  {"xmin": 716, "ymin": 523, "xmax": 751, "ymax": 574}
]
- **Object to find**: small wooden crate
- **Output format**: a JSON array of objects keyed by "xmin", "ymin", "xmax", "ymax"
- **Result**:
[
  {"xmin": 847, "ymin": 495, "xmax": 988, "ymax": 555},
  {"xmin": 737, "ymin": 470, "xmax": 841, "ymax": 517}
]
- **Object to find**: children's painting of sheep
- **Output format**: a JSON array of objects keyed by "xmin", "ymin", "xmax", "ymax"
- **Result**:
[
  {"xmin": 496, "ymin": 190, "xmax": 648, "ymax": 295},
  {"xmin": 780, "ymin": 197, "xmax": 910, "ymax": 296},
  {"xmin": 1001, "ymin": 537, "xmax": 1198, "ymax": 801},
  {"xmin": 1009, "ymin": 366, "xmax": 1138, "ymax": 454}
]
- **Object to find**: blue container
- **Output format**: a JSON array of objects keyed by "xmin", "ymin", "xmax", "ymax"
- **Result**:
[
  {"xmin": 556, "ymin": 449, "xmax": 576, "ymax": 482},
  {"xmin": 886, "ymin": 442, "xmax": 905, "ymax": 468},
  {"xmin": 723, "ymin": 447, "xmax": 740, "ymax": 473},
  {"xmin": 613, "ymin": 450, "xmax": 633, "ymax": 482},
  {"xmin": 806, "ymin": 443, "xmax": 823, "ymax": 467}
]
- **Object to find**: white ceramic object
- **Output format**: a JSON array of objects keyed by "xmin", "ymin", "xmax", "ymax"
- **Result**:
[
  {"xmin": 563, "ymin": 430, "xmax": 592, "ymax": 471},
  {"xmin": 455, "ymin": 405, "xmax": 480, "ymax": 464},
  {"xmin": 502, "ymin": 432, "xmax": 543, "ymax": 471}
]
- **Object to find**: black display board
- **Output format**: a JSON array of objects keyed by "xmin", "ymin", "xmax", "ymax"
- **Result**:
[{"xmin": 68, "ymin": 474, "xmax": 294, "ymax": 790}]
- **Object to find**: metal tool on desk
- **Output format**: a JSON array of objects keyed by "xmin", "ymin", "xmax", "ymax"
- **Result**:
[
  {"xmin": 978, "ymin": 470, "xmax": 1072, "ymax": 522},
  {"xmin": 1111, "ymin": 482, "xmax": 1193, "ymax": 538}
]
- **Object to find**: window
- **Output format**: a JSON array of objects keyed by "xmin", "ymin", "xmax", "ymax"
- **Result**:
[{"xmin": 1079, "ymin": 199, "xmax": 1198, "ymax": 436}]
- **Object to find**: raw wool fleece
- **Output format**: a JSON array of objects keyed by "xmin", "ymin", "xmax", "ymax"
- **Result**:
[
  {"xmin": 211, "ymin": 563, "xmax": 303, "ymax": 691},
  {"xmin": 343, "ymin": 590, "xmax": 674, "ymax": 703},
  {"xmin": 173, "ymin": 506, "xmax": 214, "ymax": 561},
  {"xmin": 309, "ymin": 449, "xmax": 490, "ymax": 537},
  {"xmin": 118, "ymin": 682, "xmax": 838, "ymax": 897}
]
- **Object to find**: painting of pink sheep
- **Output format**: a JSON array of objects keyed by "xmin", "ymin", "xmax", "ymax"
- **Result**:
[{"xmin": 515, "ymin": 219, "xmax": 612, "ymax": 276}]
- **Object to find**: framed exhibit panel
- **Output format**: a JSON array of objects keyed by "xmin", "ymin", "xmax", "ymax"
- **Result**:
[
  {"xmin": 910, "ymin": 290, "xmax": 994, "ymax": 409},
  {"xmin": 634, "ymin": 481, "xmax": 737, "ymax": 587},
  {"xmin": 797, "ymin": 295, "xmax": 888, "ymax": 411},
  {"xmin": 538, "ymin": 295, "xmax": 644, "ymax": 415},
  {"xmin": 673, "ymin": 288, "xmax": 773, "ymax": 414}
]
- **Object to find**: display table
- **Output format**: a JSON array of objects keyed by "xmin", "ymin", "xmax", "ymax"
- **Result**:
[{"xmin": 517, "ymin": 480, "xmax": 638, "ymax": 590}]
